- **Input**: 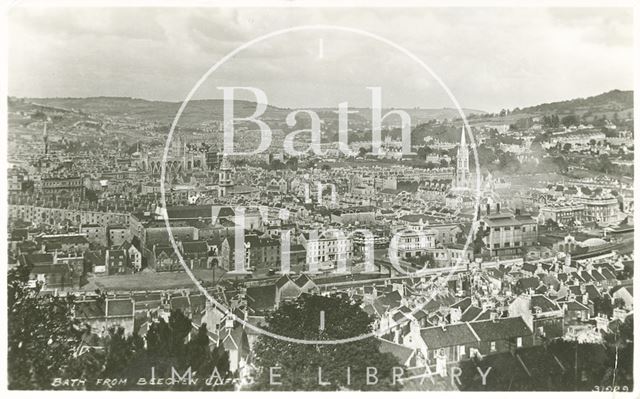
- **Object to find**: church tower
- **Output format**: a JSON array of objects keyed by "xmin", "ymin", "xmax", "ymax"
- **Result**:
[
  {"xmin": 454, "ymin": 126, "xmax": 470, "ymax": 190},
  {"xmin": 218, "ymin": 154, "xmax": 233, "ymax": 197}
]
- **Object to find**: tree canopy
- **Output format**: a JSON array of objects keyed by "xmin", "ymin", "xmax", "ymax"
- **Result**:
[{"xmin": 251, "ymin": 293, "xmax": 404, "ymax": 391}]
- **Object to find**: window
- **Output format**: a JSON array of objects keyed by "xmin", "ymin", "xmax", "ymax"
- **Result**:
[
  {"xmin": 459, "ymin": 345, "xmax": 466, "ymax": 356},
  {"xmin": 537, "ymin": 326, "xmax": 544, "ymax": 335},
  {"xmin": 517, "ymin": 337, "xmax": 523, "ymax": 347},
  {"xmin": 490, "ymin": 342, "xmax": 496, "ymax": 352}
]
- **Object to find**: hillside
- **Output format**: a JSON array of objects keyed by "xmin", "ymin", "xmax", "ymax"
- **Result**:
[
  {"xmin": 514, "ymin": 89, "xmax": 633, "ymax": 117},
  {"xmin": 13, "ymin": 96, "xmax": 485, "ymax": 127},
  {"xmin": 17, "ymin": 97, "xmax": 293, "ymax": 126}
]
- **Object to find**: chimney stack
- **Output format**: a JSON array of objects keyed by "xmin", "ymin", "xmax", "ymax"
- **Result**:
[
  {"xmin": 496, "ymin": 203, "xmax": 501, "ymax": 213},
  {"xmin": 486, "ymin": 204, "xmax": 490, "ymax": 215}
]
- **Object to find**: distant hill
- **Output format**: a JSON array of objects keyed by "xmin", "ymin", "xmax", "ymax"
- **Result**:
[
  {"xmin": 514, "ymin": 89, "xmax": 633, "ymax": 117},
  {"xmin": 16, "ymin": 97, "xmax": 293, "ymax": 126},
  {"xmin": 13, "ymin": 96, "xmax": 485, "ymax": 127}
]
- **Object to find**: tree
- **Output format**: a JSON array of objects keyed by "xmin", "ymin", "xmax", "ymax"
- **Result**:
[
  {"xmin": 101, "ymin": 310, "xmax": 232, "ymax": 391},
  {"xmin": 8, "ymin": 265, "xmax": 87, "ymax": 389},
  {"xmin": 561, "ymin": 114, "xmax": 579, "ymax": 127},
  {"xmin": 8, "ymin": 261, "xmax": 232, "ymax": 390},
  {"xmin": 252, "ymin": 293, "xmax": 403, "ymax": 391},
  {"xmin": 269, "ymin": 159, "xmax": 285, "ymax": 170},
  {"xmin": 285, "ymin": 156, "xmax": 299, "ymax": 170}
]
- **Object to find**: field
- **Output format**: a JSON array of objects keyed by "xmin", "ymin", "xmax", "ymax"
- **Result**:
[{"xmin": 82, "ymin": 269, "xmax": 217, "ymax": 291}]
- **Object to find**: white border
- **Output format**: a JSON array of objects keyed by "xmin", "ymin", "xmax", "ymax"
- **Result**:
[{"xmin": 0, "ymin": 1, "xmax": 638, "ymax": 398}]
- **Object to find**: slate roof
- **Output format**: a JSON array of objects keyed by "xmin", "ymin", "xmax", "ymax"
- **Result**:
[
  {"xmin": 420, "ymin": 323, "xmax": 479, "ymax": 349},
  {"xmin": 560, "ymin": 300, "xmax": 590, "ymax": 311},
  {"xmin": 378, "ymin": 290, "xmax": 402, "ymax": 309},
  {"xmin": 531, "ymin": 295, "xmax": 561, "ymax": 313},
  {"xmin": 585, "ymin": 284, "xmax": 602, "ymax": 299},
  {"xmin": 451, "ymin": 297, "xmax": 472, "ymax": 312},
  {"xmin": 275, "ymin": 275, "xmax": 293, "ymax": 289},
  {"xmin": 182, "ymin": 241, "xmax": 208, "ymax": 254},
  {"xmin": 166, "ymin": 205, "xmax": 213, "ymax": 220},
  {"xmin": 246, "ymin": 284, "xmax": 277, "ymax": 313},
  {"xmin": 460, "ymin": 306, "xmax": 482, "ymax": 322},
  {"xmin": 469, "ymin": 317, "xmax": 532, "ymax": 341},
  {"xmin": 23, "ymin": 253, "xmax": 54, "ymax": 266},
  {"xmin": 590, "ymin": 269, "xmax": 606, "ymax": 282},
  {"xmin": 378, "ymin": 339, "xmax": 415, "ymax": 364},
  {"xmin": 295, "ymin": 274, "xmax": 313, "ymax": 288}
]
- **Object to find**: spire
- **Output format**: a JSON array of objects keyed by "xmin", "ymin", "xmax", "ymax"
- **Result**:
[
  {"xmin": 460, "ymin": 126, "xmax": 466, "ymax": 147},
  {"xmin": 43, "ymin": 121, "xmax": 49, "ymax": 155}
]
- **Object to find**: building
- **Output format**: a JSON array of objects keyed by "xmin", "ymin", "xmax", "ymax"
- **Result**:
[
  {"xmin": 78, "ymin": 224, "xmax": 106, "ymax": 246},
  {"xmin": 469, "ymin": 316, "xmax": 533, "ymax": 355},
  {"xmin": 481, "ymin": 207, "xmax": 538, "ymax": 257},
  {"xmin": 8, "ymin": 204, "xmax": 129, "ymax": 226},
  {"xmin": 220, "ymin": 236, "xmax": 251, "ymax": 272},
  {"xmin": 392, "ymin": 228, "xmax": 436, "ymax": 260},
  {"xmin": 538, "ymin": 203, "xmax": 585, "ymax": 225},
  {"xmin": 508, "ymin": 294, "xmax": 564, "ymax": 345},
  {"xmin": 41, "ymin": 175, "xmax": 85, "ymax": 198},
  {"xmin": 246, "ymin": 235, "xmax": 281, "ymax": 272},
  {"xmin": 576, "ymin": 195, "xmax": 621, "ymax": 225},
  {"xmin": 106, "ymin": 248, "xmax": 132, "ymax": 275},
  {"xmin": 75, "ymin": 297, "xmax": 136, "ymax": 336},
  {"xmin": 330, "ymin": 206, "xmax": 376, "ymax": 225},
  {"xmin": 300, "ymin": 230, "xmax": 353, "ymax": 271},
  {"xmin": 108, "ymin": 225, "xmax": 131, "ymax": 247}
]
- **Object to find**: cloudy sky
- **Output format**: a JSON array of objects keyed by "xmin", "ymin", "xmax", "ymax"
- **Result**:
[{"xmin": 8, "ymin": 6, "xmax": 634, "ymax": 112}]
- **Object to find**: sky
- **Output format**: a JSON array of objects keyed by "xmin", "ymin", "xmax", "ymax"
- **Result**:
[{"xmin": 7, "ymin": 6, "xmax": 635, "ymax": 112}]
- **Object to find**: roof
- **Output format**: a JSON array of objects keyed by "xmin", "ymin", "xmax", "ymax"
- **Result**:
[
  {"xmin": 182, "ymin": 240, "xmax": 208, "ymax": 254},
  {"xmin": 23, "ymin": 253, "xmax": 54, "ymax": 266},
  {"xmin": 377, "ymin": 339, "xmax": 415, "ymax": 364},
  {"xmin": 246, "ymin": 284, "xmax": 277, "ymax": 313},
  {"xmin": 560, "ymin": 300, "xmax": 590, "ymax": 311},
  {"xmin": 483, "ymin": 213, "xmax": 535, "ymax": 227},
  {"xmin": 166, "ymin": 205, "xmax": 213, "ymax": 220},
  {"xmin": 517, "ymin": 277, "xmax": 541, "ymax": 291},
  {"xmin": 107, "ymin": 298, "xmax": 134, "ymax": 317},
  {"xmin": 377, "ymin": 290, "xmax": 402, "ymax": 309},
  {"xmin": 275, "ymin": 275, "xmax": 293, "ymax": 289},
  {"xmin": 531, "ymin": 295, "xmax": 561, "ymax": 313},
  {"xmin": 460, "ymin": 306, "xmax": 482, "ymax": 322},
  {"xmin": 451, "ymin": 297, "xmax": 472, "ymax": 312},
  {"xmin": 420, "ymin": 323, "xmax": 479, "ymax": 349},
  {"xmin": 295, "ymin": 274, "xmax": 314, "ymax": 288},
  {"xmin": 76, "ymin": 298, "xmax": 134, "ymax": 319},
  {"xmin": 469, "ymin": 317, "xmax": 532, "ymax": 341}
]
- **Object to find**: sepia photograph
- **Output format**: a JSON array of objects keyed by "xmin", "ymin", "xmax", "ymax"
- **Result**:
[{"xmin": 2, "ymin": 0, "xmax": 637, "ymax": 394}]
